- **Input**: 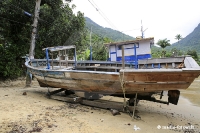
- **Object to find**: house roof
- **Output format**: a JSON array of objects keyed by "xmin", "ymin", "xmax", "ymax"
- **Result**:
[
  {"xmin": 42, "ymin": 45, "xmax": 76, "ymax": 52},
  {"xmin": 104, "ymin": 37, "xmax": 154, "ymax": 46}
]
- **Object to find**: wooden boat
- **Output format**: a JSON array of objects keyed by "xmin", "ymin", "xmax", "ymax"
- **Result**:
[{"xmin": 25, "ymin": 45, "xmax": 200, "ymax": 105}]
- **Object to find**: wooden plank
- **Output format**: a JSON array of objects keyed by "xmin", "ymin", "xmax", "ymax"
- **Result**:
[
  {"xmin": 36, "ymin": 76, "xmax": 121, "ymax": 93},
  {"xmin": 76, "ymin": 66, "xmax": 123, "ymax": 70},
  {"xmin": 68, "ymin": 72, "xmax": 119, "ymax": 81},
  {"xmin": 124, "ymin": 73, "xmax": 197, "ymax": 82},
  {"xmin": 50, "ymin": 95, "xmax": 133, "ymax": 112},
  {"xmin": 122, "ymin": 72, "xmax": 199, "ymax": 82},
  {"xmin": 138, "ymin": 57, "xmax": 184, "ymax": 64},
  {"xmin": 125, "ymin": 82, "xmax": 190, "ymax": 90},
  {"xmin": 36, "ymin": 71, "xmax": 193, "ymax": 94}
]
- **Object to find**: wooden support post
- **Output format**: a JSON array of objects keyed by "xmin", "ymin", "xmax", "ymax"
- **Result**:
[
  {"xmin": 132, "ymin": 93, "xmax": 138, "ymax": 119},
  {"xmin": 122, "ymin": 45, "xmax": 125, "ymax": 69},
  {"xmin": 74, "ymin": 47, "xmax": 77, "ymax": 68},
  {"xmin": 65, "ymin": 50, "xmax": 68, "ymax": 68},
  {"xmin": 51, "ymin": 53, "xmax": 54, "ymax": 69},
  {"xmin": 59, "ymin": 50, "xmax": 61, "ymax": 68},
  {"xmin": 134, "ymin": 44, "xmax": 137, "ymax": 69},
  {"xmin": 50, "ymin": 95, "xmax": 135, "ymax": 112},
  {"xmin": 47, "ymin": 88, "xmax": 65, "ymax": 96}
]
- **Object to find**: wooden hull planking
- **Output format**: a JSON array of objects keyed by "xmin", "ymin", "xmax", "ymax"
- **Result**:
[
  {"xmin": 30, "ymin": 68, "xmax": 200, "ymax": 95},
  {"xmin": 26, "ymin": 57, "xmax": 200, "ymax": 95}
]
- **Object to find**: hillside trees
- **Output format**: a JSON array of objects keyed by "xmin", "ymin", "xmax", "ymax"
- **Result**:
[
  {"xmin": 0, "ymin": 0, "xmax": 86, "ymax": 79},
  {"xmin": 175, "ymin": 34, "xmax": 182, "ymax": 43},
  {"xmin": 85, "ymin": 17, "xmax": 134, "ymax": 42},
  {"xmin": 156, "ymin": 38, "xmax": 171, "ymax": 57},
  {"xmin": 91, "ymin": 35, "xmax": 112, "ymax": 61},
  {"xmin": 79, "ymin": 30, "xmax": 112, "ymax": 61},
  {"xmin": 187, "ymin": 50, "xmax": 199, "ymax": 64}
]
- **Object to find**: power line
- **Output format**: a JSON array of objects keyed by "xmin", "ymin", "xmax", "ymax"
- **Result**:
[
  {"xmin": 88, "ymin": 0, "xmax": 117, "ymax": 30},
  {"xmin": 87, "ymin": 0, "xmax": 118, "ymax": 30},
  {"xmin": 90, "ymin": 0, "xmax": 117, "ymax": 28}
]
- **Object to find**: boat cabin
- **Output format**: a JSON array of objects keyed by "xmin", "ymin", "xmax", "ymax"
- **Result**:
[{"xmin": 104, "ymin": 37, "xmax": 154, "ymax": 62}]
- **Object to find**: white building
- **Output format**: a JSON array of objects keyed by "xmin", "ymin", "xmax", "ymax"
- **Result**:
[{"xmin": 104, "ymin": 37, "xmax": 154, "ymax": 62}]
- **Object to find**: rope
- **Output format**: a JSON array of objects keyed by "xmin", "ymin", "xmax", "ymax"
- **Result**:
[
  {"xmin": 132, "ymin": 92, "xmax": 138, "ymax": 119},
  {"xmin": 119, "ymin": 70, "xmax": 140, "ymax": 119},
  {"xmin": 119, "ymin": 70, "xmax": 127, "ymax": 110}
]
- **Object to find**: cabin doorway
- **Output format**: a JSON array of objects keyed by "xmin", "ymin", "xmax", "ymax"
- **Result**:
[
  {"xmin": 111, "ymin": 53, "xmax": 116, "ymax": 61},
  {"xmin": 110, "ymin": 45, "xmax": 116, "ymax": 61}
]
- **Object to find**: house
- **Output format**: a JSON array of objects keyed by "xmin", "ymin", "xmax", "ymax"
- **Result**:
[{"xmin": 104, "ymin": 37, "xmax": 154, "ymax": 62}]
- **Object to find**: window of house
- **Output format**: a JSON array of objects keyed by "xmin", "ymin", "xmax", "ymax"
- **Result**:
[
  {"xmin": 118, "ymin": 43, "xmax": 139, "ymax": 50},
  {"xmin": 118, "ymin": 45, "xmax": 122, "ymax": 50}
]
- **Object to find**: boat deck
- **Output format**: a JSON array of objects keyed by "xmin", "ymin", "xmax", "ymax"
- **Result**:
[{"xmin": 30, "ymin": 57, "xmax": 189, "ymax": 72}]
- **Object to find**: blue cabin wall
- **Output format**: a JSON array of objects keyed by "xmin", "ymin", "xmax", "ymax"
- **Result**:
[{"xmin": 108, "ymin": 40, "xmax": 152, "ymax": 62}]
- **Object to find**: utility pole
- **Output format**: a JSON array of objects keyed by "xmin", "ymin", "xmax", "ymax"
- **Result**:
[
  {"xmin": 90, "ymin": 27, "xmax": 92, "ymax": 61},
  {"xmin": 141, "ymin": 20, "xmax": 148, "ymax": 38},
  {"xmin": 26, "ymin": 0, "xmax": 41, "ymax": 87}
]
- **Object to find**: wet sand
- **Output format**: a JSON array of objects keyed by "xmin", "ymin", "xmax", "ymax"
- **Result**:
[
  {"xmin": 0, "ymin": 77, "xmax": 200, "ymax": 133},
  {"xmin": 181, "ymin": 76, "xmax": 200, "ymax": 106}
]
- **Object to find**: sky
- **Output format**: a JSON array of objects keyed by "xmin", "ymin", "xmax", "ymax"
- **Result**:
[{"xmin": 67, "ymin": 0, "xmax": 200, "ymax": 44}]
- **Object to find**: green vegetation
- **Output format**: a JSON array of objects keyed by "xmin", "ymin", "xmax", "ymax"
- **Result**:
[
  {"xmin": 0, "ymin": 0, "xmax": 199, "ymax": 80},
  {"xmin": 85, "ymin": 17, "xmax": 134, "ymax": 42},
  {"xmin": 156, "ymin": 38, "xmax": 171, "ymax": 57},
  {"xmin": 0, "ymin": 0, "xmax": 85, "ymax": 79},
  {"xmin": 0, "ymin": 0, "xmax": 129, "ymax": 79},
  {"xmin": 153, "ymin": 26, "xmax": 200, "ymax": 65},
  {"xmin": 175, "ymin": 34, "xmax": 182, "ymax": 43},
  {"xmin": 168, "ymin": 24, "xmax": 200, "ymax": 56},
  {"xmin": 77, "ymin": 32, "xmax": 112, "ymax": 61}
]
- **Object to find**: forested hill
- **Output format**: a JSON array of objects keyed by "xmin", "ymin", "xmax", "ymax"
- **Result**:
[
  {"xmin": 85, "ymin": 17, "xmax": 134, "ymax": 42},
  {"xmin": 169, "ymin": 23, "xmax": 200, "ymax": 54}
]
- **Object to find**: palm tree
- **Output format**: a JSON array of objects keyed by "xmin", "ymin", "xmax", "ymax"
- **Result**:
[
  {"xmin": 174, "ymin": 34, "xmax": 182, "ymax": 56},
  {"xmin": 175, "ymin": 34, "xmax": 182, "ymax": 43},
  {"xmin": 157, "ymin": 38, "xmax": 171, "ymax": 57}
]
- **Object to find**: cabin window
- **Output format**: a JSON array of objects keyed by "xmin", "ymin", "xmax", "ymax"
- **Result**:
[
  {"xmin": 134, "ymin": 43, "xmax": 139, "ymax": 48},
  {"xmin": 118, "ymin": 43, "xmax": 139, "ymax": 50},
  {"xmin": 118, "ymin": 45, "xmax": 122, "ymax": 50}
]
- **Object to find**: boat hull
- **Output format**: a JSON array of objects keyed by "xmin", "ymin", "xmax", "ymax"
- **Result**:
[{"xmin": 28, "ymin": 67, "xmax": 200, "ymax": 95}]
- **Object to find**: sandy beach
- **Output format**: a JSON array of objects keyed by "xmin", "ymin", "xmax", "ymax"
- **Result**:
[{"xmin": 0, "ymin": 77, "xmax": 200, "ymax": 133}]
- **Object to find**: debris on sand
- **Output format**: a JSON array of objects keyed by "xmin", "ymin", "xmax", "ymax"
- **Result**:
[
  {"xmin": 68, "ymin": 103, "xmax": 78, "ymax": 109},
  {"xmin": 9, "ymin": 124, "xmax": 27, "ymax": 133},
  {"xmin": 28, "ymin": 127, "xmax": 42, "ymax": 133},
  {"xmin": 110, "ymin": 109, "xmax": 121, "ymax": 116},
  {"xmin": 133, "ymin": 125, "xmax": 140, "ymax": 131}
]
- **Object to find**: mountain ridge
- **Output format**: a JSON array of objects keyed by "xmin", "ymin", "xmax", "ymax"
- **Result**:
[
  {"xmin": 167, "ymin": 23, "xmax": 200, "ymax": 54},
  {"xmin": 85, "ymin": 17, "xmax": 134, "ymax": 42},
  {"xmin": 85, "ymin": 17, "xmax": 200, "ymax": 55}
]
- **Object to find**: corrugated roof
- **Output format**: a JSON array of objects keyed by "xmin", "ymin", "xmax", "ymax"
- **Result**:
[
  {"xmin": 43, "ymin": 45, "xmax": 76, "ymax": 52},
  {"xmin": 104, "ymin": 37, "xmax": 154, "ymax": 46}
]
